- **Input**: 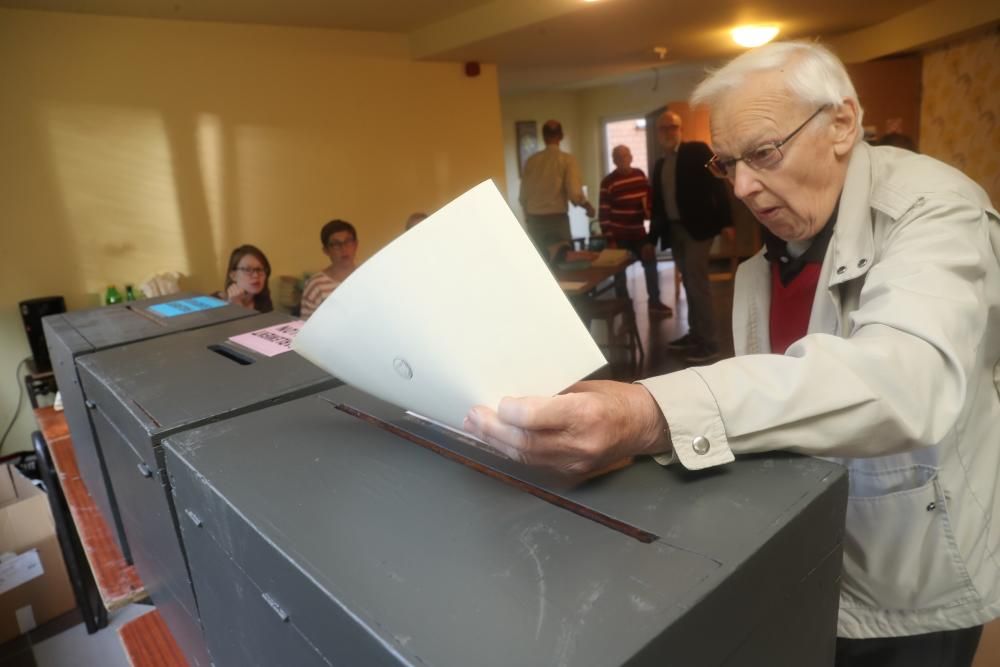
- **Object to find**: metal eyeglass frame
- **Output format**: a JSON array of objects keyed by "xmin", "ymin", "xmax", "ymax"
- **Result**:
[{"xmin": 705, "ymin": 104, "xmax": 833, "ymax": 180}]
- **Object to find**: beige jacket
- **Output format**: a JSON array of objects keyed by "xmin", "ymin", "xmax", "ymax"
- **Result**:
[{"xmin": 640, "ymin": 143, "xmax": 1000, "ymax": 638}]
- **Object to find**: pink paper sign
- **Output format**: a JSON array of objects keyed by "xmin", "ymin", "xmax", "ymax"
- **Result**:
[{"xmin": 229, "ymin": 320, "xmax": 305, "ymax": 357}]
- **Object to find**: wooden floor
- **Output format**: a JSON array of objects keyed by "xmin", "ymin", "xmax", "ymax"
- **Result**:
[
  {"xmin": 34, "ymin": 407, "xmax": 145, "ymax": 610},
  {"xmin": 119, "ymin": 611, "xmax": 189, "ymax": 667}
]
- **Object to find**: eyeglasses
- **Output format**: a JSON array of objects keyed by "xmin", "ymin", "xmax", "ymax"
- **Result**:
[
  {"xmin": 705, "ymin": 104, "xmax": 832, "ymax": 180},
  {"xmin": 326, "ymin": 239, "xmax": 357, "ymax": 251},
  {"xmin": 235, "ymin": 267, "xmax": 266, "ymax": 276}
]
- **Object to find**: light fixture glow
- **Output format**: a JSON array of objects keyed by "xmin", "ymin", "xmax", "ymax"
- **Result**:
[{"xmin": 731, "ymin": 25, "xmax": 780, "ymax": 48}]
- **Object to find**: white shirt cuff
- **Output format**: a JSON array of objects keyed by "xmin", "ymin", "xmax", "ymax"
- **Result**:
[{"xmin": 638, "ymin": 369, "xmax": 735, "ymax": 470}]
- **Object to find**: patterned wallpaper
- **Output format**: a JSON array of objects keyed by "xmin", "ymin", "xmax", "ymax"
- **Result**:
[{"xmin": 920, "ymin": 29, "xmax": 1000, "ymax": 206}]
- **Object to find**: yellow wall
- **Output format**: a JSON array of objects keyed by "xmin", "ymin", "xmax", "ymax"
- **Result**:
[
  {"xmin": 0, "ymin": 9, "xmax": 505, "ymax": 454},
  {"xmin": 920, "ymin": 28, "xmax": 1000, "ymax": 206}
]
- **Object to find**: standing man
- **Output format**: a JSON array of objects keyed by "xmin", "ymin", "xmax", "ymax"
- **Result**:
[
  {"xmin": 466, "ymin": 41, "xmax": 1000, "ymax": 667},
  {"xmin": 650, "ymin": 111, "xmax": 733, "ymax": 362},
  {"xmin": 519, "ymin": 120, "xmax": 595, "ymax": 256},
  {"xmin": 598, "ymin": 145, "xmax": 670, "ymax": 315}
]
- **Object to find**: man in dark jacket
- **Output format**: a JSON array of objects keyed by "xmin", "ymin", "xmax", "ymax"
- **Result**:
[{"xmin": 650, "ymin": 110, "xmax": 732, "ymax": 362}]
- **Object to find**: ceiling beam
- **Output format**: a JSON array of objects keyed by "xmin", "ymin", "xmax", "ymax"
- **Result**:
[
  {"xmin": 408, "ymin": 0, "xmax": 585, "ymax": 60},
  {"xmin": 827, "ymin": 0, "xmax": 1000, "ymax": 63}
]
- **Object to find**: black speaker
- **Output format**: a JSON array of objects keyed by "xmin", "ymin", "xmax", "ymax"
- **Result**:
[{"xmin": 20, "ymin": 296, "xmax": 66, "ymax": 373}]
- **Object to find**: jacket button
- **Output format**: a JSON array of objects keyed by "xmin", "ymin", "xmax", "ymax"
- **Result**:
[
  {"xmin": 926, "ymin": 502, "xmax": 936, "ymax": 511},
  {"xmin": 857, "ymin": 258, "xmax": 868, "ymax": 268},
  {"xmin": 692, "ymin": 436, "xmax": 711, "ymax": 455},
  {"xmin": 836, "ymin": 266, "xmax": 847, "ymax": 275}
]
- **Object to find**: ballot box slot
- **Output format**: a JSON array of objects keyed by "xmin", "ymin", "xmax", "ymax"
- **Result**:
[
  {"xmin": 207, "ymin": 343, "xmax": 255, "ymax": 366},
  {"xmin": 334, "ymin": 402, "xmax": 659, "ymax": 544}
]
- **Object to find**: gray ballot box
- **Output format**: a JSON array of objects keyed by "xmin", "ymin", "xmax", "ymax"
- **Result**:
[
  {"xmin": 42, "ymin": 293, "xmax": 253, "ymax": 561},
  {"xmin": 76, "ymin": 312, "xmax": 340, "ymax": 667},
  {"xmin": 163, "ymin": 384, "xmax": 848, "ymax": 667}
]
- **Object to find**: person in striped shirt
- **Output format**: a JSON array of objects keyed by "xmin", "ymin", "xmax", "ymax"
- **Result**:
[
  {"xmin": 599, "ymin": 145, "xmax": 672, "ymax": 316},
  {"xmin": 300, "ymin": 219, "xmax": 358, "ymax": 319}
]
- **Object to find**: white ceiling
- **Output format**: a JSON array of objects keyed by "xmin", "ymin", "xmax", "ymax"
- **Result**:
[{"xmin": 3, "ymin": 0, "xmax": 992, "ymax": 91}]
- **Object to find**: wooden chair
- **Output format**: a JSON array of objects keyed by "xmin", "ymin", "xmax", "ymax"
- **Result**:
[{"xmin": 574, "ymin": 296, "xmax": 644, "ymax": 377}]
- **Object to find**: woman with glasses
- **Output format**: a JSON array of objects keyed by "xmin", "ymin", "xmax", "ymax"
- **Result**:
[
  {"xmin": 300, "ymin": 219, "xmax": 358, "ymax": 318},
  {"xmin": 217, "ymin": 244, "xmax": 274, "ymax": 312}
]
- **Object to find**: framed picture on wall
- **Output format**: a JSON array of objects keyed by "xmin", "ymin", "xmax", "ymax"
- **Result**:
[{"xmin": 515, "ymin": 121, "xmax": 538, "ymax": 175}]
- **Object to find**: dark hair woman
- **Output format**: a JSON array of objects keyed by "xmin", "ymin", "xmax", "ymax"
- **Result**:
[{"xmin": 218, "ymin": 244, "xmax": 274, "ymax": 313}]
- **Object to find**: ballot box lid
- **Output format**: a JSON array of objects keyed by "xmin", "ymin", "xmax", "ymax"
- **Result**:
[
  {"xmin": 44, "ymin": 292, "xmax": 253, "ymax": 352},
  {"xmin": 77, "ymin": 312, "xmax": 339, "ymax": 440}
]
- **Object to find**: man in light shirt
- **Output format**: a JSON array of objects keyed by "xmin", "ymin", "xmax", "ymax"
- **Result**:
[{"xmin": 518, "ymin": 120, "xmax": 595, "ymax": 256}]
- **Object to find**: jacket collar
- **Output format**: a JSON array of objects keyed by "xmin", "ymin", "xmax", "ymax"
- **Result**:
[{"xmin": 828, "ymin": 143, "xmax": 876, "ymax": 288}]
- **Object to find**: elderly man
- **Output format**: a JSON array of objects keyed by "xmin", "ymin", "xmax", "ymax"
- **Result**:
[
  {"xmin": 598, "ymin": 145, "xmax": 666, "ymax": 311},
  {"xmin": 650, "ymin": 110, "xmax": 733, "ymax": 357},
  {"xmin": 466, "ymin": 41, "xmax": 1000, "ymax": 667},
  {"xmin": 519, "ymin": 120, "xmax": 595, "ymax": 256}
]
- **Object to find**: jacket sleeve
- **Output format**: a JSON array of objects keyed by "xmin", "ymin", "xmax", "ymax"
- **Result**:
[
  {"xmin": 693, "ymin": 142, "xmax": 732, "ymax": 233},
  {"xmin": 639, "ymin": 195, "xmax": 997, "ymax": 470},
  {"xmin": 712, "ymin": 175, "xmax": 732, "ymax": 228},
  {"xmin": 648, "ymin": 159, "xmax": 665, "ymax": 246}
]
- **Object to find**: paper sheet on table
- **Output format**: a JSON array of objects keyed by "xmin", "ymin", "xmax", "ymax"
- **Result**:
[{"xmin": 293, "ymin": 179, "xmax": 607, "ymax": 431}]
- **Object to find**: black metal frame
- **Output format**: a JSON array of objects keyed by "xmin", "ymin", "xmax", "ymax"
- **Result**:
[
  {"xmin": 31, "ymin": 430, "xmax": 108, "ymax": 634},
  {"xmin": 24, "ymin": 370, "xmax": 57, "ymax": 410}
]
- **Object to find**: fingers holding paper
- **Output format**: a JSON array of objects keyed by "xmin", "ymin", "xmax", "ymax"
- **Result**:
[{"xmin": 463, "ymin": 381, "xmax": 671, "ymax": 476}]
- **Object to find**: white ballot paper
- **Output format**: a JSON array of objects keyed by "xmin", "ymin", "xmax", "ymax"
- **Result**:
[{"xmin": 293, "ymin": 179, "xmax": 607, "ymax": 432}]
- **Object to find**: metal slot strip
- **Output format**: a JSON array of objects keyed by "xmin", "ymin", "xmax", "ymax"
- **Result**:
[{"xmin": 334, "ymin": 403, "xmax": 658, "ymax": 544}]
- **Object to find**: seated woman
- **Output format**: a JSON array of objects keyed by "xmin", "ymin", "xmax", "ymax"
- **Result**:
[
  {"xmin": 300, "ymin": 219, "xmax": 358, "ymax": 318},
  {"xmin": 217, "ymin": 244, "xmax": 273, "ymax": 312}
]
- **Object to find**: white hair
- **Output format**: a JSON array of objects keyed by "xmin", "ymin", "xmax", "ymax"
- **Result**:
[{"xmin": 691, "ymin": 41, "xmax": 864, "ymax": 135}]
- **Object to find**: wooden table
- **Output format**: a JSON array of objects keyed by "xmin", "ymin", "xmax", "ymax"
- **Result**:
[
  {"xmin": 33, "ymin": 408, "xmax": 146, "ymax": 623},
  {"xmin": 554, "ymin": 256, "xmax": 635, "ymax": 297}
]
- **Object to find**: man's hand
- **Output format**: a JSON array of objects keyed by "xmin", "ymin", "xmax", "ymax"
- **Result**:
[
  {"xmin": 582, "ymin": 201, "xmax": 596, "ymax": 218},
  {"xmin": 463, "ymin": 381, "xmax": 670, "ymax": 476}
]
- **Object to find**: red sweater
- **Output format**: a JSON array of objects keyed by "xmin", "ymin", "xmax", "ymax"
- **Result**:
[{"xmin": 769, "ymin": 262, "xmax": 821, "ymax": 355}]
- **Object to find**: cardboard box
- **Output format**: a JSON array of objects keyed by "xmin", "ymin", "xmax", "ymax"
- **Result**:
[{"xmin": 0, "ymin": 463, "xmax": 76, "ymax": 644}]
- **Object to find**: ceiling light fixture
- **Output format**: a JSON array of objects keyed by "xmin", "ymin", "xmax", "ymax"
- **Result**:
[{"xmin": 731, "ymin": 25, "xmax": 780, "ymax": 48}]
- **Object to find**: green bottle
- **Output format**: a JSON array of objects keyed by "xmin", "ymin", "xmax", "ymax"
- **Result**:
[
  {"xmin": 105, "ymin": 285, "xmax": 123, "ymax": 305},
  {"xmin": 125, "ymin": 284, "xmax": 136, "ymax": 301}
]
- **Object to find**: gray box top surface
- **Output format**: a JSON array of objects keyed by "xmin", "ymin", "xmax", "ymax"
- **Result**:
[
  {"xmin": 42, "ymin": 292, "xmax": 253, "ymax": 353},
  {"xmin": 165, "ymin": 386, "xmax": 847, "ymax": 667},
  {"xmin": 77, "ymin": 312, "xmax": 338, "ymax": 438}
]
